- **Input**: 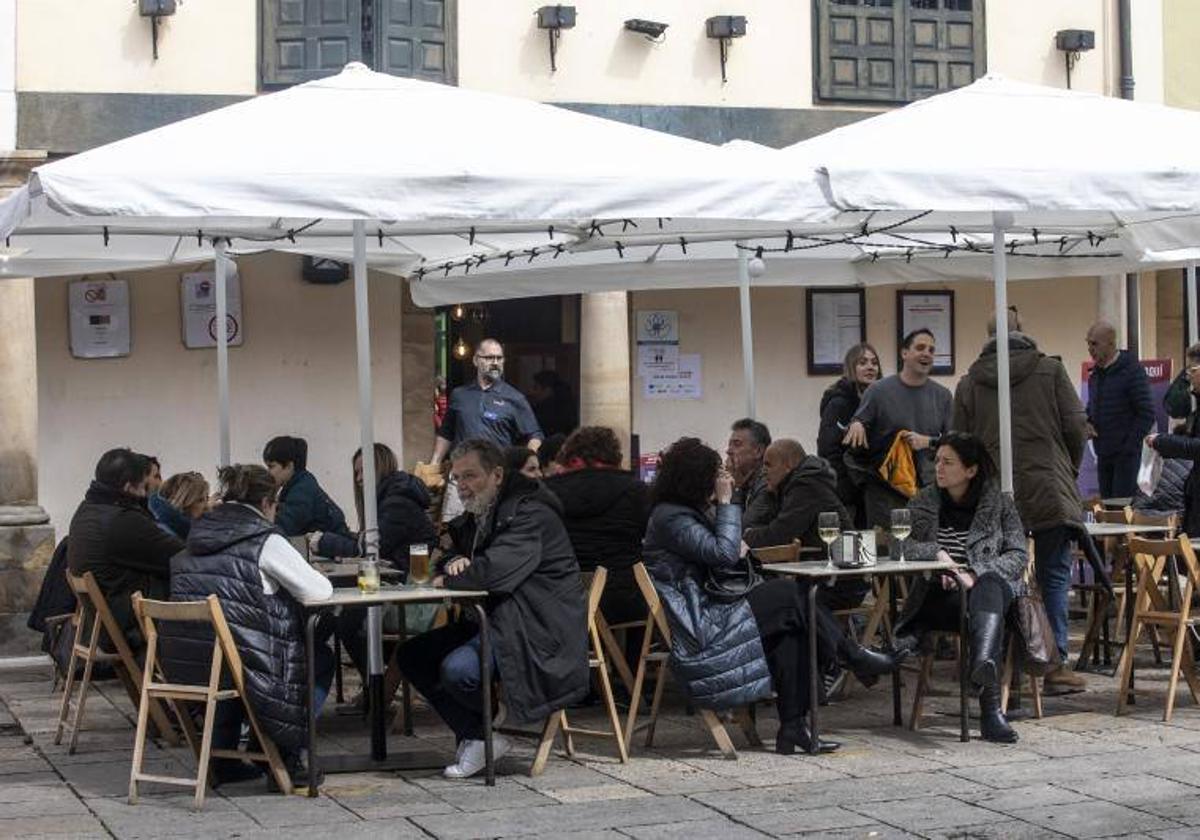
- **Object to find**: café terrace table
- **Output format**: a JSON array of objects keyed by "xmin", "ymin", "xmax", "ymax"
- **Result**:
[
  {"xmin": 1083, "ymin": 521, "xmax": 1174, "ymax": 703},
  {"xmin": 764, "ymin": 556, "xmax": 963, "ymax": 753},
  {"xmin": 299, "ymin": 585, "xmax": 492, "ymax": 794}
]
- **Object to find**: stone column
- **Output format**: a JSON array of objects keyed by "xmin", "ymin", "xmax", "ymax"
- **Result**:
[
  {"xmin": 0, "ymin": 150, "xmax": 54, "ymax": 655},
  {"xmin": 579, "ymin": 292, "xmax": 632, "ymax": 465}
]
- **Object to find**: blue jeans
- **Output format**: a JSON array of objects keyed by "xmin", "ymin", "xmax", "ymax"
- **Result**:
[
  {"xmin": 1034, "ymin": 525, "xmax": 1074, "ymax": 661},
  {"xmin": 397, "ymin": 623, "xmax": 498, "ymax": 742}
]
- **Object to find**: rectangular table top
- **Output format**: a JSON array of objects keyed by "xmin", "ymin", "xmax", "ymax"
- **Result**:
[
  {"xmin": 1084, "ymin": 522, "xmax": 1172, "ymax": 537},
  {"xmin": 764, "ymin": 557, "xmax": 958, "ymax": 579},
  {"xmin": 300, "ymin": 585, "xmax": 486, "ymax": 609},
  {"xmin": 313, "ymin": 561, "xmax": 404, "ymax": 578}
]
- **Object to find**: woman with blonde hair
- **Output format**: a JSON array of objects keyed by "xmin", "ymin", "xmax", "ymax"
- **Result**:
[{"xmin": 148, "ymin": 471, "xmax": 210, "ymax": 540}]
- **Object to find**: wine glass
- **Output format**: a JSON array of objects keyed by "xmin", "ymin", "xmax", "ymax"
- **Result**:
[
  {"xmin": 891, "ymin": 508, "xmax": 912, "ymax": 563},
  {"xmin": 818, "ymin": 511, "xmax": 841, "ymax": 570}
]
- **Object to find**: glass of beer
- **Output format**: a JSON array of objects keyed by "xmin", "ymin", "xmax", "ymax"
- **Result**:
[
  {"xmin": 357, "ymin": 556, "xmax": 380, "ymax": 594},
  {"xmin": 409, "ymin": 544, "xmax": 431, "ymax": 586}
]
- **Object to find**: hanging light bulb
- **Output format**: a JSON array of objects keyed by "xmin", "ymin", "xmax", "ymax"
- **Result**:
[
  {"xmin": 450, "ymin": 304, "xmax": 466, "ymax": 321},
  {"xmin": 453, "ymin": 337, "xmax": 471, "ymax": 359}
]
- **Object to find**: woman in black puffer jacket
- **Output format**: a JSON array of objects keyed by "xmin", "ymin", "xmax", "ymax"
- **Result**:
[
  {"xmin": 817, "ymin": 343, "xmax": 881, "ymax": 526},
  {"xmin": 644, "ymin": 438, "xmax": 906, "ymax": 755}
]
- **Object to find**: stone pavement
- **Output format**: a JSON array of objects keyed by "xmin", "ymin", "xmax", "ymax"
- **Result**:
[{"xmin": 6, "ymin": 651, "xmax": 1200, "ymax": 839}]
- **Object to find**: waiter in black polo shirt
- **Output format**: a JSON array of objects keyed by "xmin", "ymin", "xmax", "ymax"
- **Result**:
[{"xmin": 431, "ymin": 338, "xmax": 544, "ymax": 518}]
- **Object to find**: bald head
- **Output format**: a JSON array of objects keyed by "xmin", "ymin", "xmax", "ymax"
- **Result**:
[
  {"xmin": 987, "ymin": 307, "xmax": 1022, "ymax": 337},
  {"xmin": 1086, "ymin": 321, "xmax": 1118, "ymax": 366},
  {"xmin": 763, "ymin": 439, "xmax": 807, "ymax": 492}
]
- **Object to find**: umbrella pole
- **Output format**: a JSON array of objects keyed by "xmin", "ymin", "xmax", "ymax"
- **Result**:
[
  {"xmin": 737, "ymin": 241, "xmax": 756, "ymax": 418},
  {"xmin": 1188, "ymin": 263, "xmax": 1198, "ymax": 346},
  {"xmin": 214, "ymin": 239, "xmax": 231, "ymax": 467},
  {"xmin": 992, "ymin": 212, "xmax": 1014, "ymax": 496},
  {"xmin": 353, "ymin": 219, "xmax": 385, "ymax": 760}
]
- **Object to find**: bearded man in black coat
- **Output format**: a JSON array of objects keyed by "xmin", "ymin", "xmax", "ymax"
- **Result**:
[{"xmin": 396, "ymin": 438, "xmax": 588, "ymax": 780}]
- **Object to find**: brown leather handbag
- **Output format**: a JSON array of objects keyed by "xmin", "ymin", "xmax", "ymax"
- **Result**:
[{"xmin": 1011, "ymin": 579, "xmax": 1061, "ymax": 676}]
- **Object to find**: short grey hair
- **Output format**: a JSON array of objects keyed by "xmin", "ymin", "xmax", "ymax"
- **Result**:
[{"xmin": 987, "ymin": 306, "xmax": 1022, "ymax": 337}]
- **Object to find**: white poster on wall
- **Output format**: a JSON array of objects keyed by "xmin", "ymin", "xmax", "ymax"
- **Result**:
[
  {"xmin": 181, "ymin": 270, "xmax": 244, "ymax": 349},
  {"xmin": 637, "ymin": 343, "xmax": 679, "ymax": 377},
  {"xmin": 69, "ymin": 277, "xmax": 131, "ymax": 358},
  {"xmin": 643, "ymin": 353, "xmax": 702, "ymax": 399}
]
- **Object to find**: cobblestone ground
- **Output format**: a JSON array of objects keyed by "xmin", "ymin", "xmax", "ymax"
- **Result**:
[{"xmin": 5, "ymin": 649, "xmax": 1200, "ymax": 839}]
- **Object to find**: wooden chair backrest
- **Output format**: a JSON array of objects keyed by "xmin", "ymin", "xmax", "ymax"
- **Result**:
[
  {"xmin": 132, "ymin": 594, "xmax": 251, "ymax": 692},
  {"xmin": 1094, "ymin": 508, "xmax": 1132, "ymax": 525},
  {"xmin": 1129, "ymin": 510, "xmax": 1178, "ymax": 536},
  {"xmin": 631, "ymin": 562, "xmax": 671, "ymax": 644},
  {"xmin": 1129, "ymin": 535, "xmax": 1200, "ymax": 586},
  {"xmin": 67, "ymin": 571, "xmax": 140, "ymax": 671}
]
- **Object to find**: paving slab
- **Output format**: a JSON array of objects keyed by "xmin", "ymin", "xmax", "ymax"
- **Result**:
[
  {"xmin": 921, "ymin": 819, "xmax": 1073, "ymax": 839},
  {"xmin": 1055, "ymin": 773, "xmax": 1200, "ymax": 809},
  {"xmin": 620, "ymin": 816, "xmax": 772, "ymax": 839},
  {"xmin": 846, "ymin": 794, "xmax": 1003, "ymax": 834},
  {"xmin": 951, "ymin": 783, "xmax": 1093, "ymax": 816},
  {"xmin": 0, "ymin": 813, "xmax": 109, "ymax": 836},
  {"xmin": 1006, "ymin": 800, "xmax": 1179, "ymax": 839},
  {"xmin": 412, "ymin": 794, "xmax": 721, "ymax": 839},
  {"xmin": 222, "ymin": 789, "xmax": 359, "ymax": 827},
  {"xmin": 86, "ymin": 792, "xmax": 262, "ymax": 838},
  {"xmin": 583, "ymin": 755, "xmax": 745, "ymax": 795},
  {"xmin": 324, "ymin": 776, "xmax": 459, "ymax": 819},
  {"xmin": 736, "ymin": 805, "xmax": 877, "ymax": 837}
]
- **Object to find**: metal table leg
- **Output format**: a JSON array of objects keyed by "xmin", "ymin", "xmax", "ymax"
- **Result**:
[
  {"xmin": 959, "ymin": 585, "xmax": 969, "ymax": 743},
  {"xmin": 474, "ymin": 603, "xmax": 495, "ymax": 786},
  {"xmin": 889, "ymin": 578, "xmax": 901, "ymax": 726},
  {"xmin": 808, "ymin": 581, "xmax": 819, "ymax": 754},
  {"xmin": 306, "ymin": 611, "xmax": 320, "ymax": 798},
  {"xmin": 367, "ymin": 604, "xmax": 386, "ymax": 760},
  {"xmin": 1125, "ymin": 567, "xmax": 1136, "ymax": 705}
]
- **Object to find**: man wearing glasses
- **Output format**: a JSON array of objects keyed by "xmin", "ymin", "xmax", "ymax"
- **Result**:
[{"xmin": 431, "ymin": 338, "xmax": 544, "ymax": 518}]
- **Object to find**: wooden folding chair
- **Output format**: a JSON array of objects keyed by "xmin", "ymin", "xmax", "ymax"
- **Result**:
[
  {"xmin": 55, "ymin": 572, "xmax": 178, "ymax": 753},
  {"xmin": 532, "ymin": 567, "xmax": 629, "ymax": 775},
  {"xmin": 129, "ymin": 593, "xmax": 293, "ymax": 809},
  {"xmin": 623, "ymin": 562, "xmax": 757, "ymax": 760},
  {"xmin": 1115, "ymin": 536, "xmax": 1200, "ymax": 721}
]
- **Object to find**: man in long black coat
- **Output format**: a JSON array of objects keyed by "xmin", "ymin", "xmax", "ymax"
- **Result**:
[{"xmin": 396, "ymin": 438, "xmax": 588, "ymax": 780}]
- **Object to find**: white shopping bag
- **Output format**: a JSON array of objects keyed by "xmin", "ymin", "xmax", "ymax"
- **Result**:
[{"xmin": 1137, "ymin": 442, "xmax": 1163, "ymax": 497}]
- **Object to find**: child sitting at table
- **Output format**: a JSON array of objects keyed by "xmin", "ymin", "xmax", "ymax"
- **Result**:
[{"xmin": 263, "ymin": 435, "xmax": 351, "ymax": 540}]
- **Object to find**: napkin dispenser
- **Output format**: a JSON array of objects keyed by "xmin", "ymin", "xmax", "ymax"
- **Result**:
[{"xmin": 831, "ymin": 530, "xmax": 876, "ymax": 568}]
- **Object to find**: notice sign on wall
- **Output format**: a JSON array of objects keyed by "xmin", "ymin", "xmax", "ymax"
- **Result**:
[
  {"xmin": 181, "ymin": 270, "xmax": 244, "ymax": 349},
  {"xmin": 69, "ymin": 277, "xmax": 131, "ymax": 358},
  {"xmin": 643, "ymin": 353, "xmax": 702, "ymax": 399}
]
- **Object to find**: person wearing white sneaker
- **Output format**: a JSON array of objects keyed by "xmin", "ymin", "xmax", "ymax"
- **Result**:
[
  {"xmin": 396, "ymin": 439, "xmax": 589, "ymax": 779},
  {"xmin": 444, "ymin": 735, "xmax": 512, "ymax": 779}
]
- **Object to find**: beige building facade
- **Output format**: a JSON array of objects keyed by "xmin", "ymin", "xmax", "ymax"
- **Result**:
[{"xmin": 0, "ymin": 1, "xmax": 1194, "ymax": 649}]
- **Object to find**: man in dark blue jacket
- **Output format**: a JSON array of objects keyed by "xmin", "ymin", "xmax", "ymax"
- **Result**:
[{"xmin": 1085, "ymin": 321, "xmax": 1155, "ymax": 498}]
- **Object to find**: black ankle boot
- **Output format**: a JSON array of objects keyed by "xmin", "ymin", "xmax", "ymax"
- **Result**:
[
  {"xmin": 969, "ymin": 611, "xmax": 1005, "ymax": 690},
  {"xmin": 978, "ymin": 684, "xmax": 1018, "ymax": 744},
  {"xmin": 841, "ymin": 641, "xmax": 905, "ymax": 688},
  {"xmin": 776, "ymin": 721, "xmax": 840, "ymax": 755}
]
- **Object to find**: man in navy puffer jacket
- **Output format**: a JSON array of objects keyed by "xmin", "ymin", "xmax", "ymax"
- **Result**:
[{"xmin": 1085, "ymin": 321, "xmax": 1155, "ymax": 498}]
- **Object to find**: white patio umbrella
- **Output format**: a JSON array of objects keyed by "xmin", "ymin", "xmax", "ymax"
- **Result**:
[{"xmin": 0, "ymin": 62, "xmax": 841, "ymax": 763}]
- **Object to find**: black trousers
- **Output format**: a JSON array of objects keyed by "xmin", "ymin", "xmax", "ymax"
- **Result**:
[
  {"xmin": 745, "ymin": 578, "xmax": 840, "ymax": 728},
  {"xmin": 904, "ymin": 571, "xmax": 1012, "ymax": 636},
  {"xmin": 396, "ymin": 622, "xmax": 495, "ymax": 742}
]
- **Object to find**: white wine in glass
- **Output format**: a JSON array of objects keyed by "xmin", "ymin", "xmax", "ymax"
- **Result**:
[
  {"xmin": 818, "ymin": 511, "xmax": 841, "ymax": 569},
  {"xmin": 891, "ymin": 508, "xmax": 912, "ymax": 562}
]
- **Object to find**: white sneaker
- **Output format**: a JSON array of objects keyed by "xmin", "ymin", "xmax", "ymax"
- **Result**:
[{"xmin": 443, "ymin": 735, "xmax": 510, "ymax": 779}]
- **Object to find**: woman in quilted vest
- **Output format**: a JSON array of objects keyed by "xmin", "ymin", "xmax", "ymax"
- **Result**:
[
  {"xmin": 643, "ymin": 437, "xmax": 898, "ymax": 755},
  {"xmin": 166, "ymin": 464, "xmax": 333, "ymax": 788}
]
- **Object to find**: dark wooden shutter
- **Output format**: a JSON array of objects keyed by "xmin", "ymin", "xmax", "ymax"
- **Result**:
[
  {"xmin": 261, "ymin": 0, "xmax": 364, "ymax": 88},
  {"xmin": 815, "ymin": 0, "xmax": 985, "ymax": 104},
  {"xmin": 375, "ymin": 0, "xmax": 457, "ymax": 83},
  {"xmin": 817, "ymin": 1, "xmax": 905, "ymax": 103}
]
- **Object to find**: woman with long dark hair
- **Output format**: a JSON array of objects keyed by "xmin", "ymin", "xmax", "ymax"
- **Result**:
[
  {"xmin": 818, "ymin": 342, "xmax": 881, "ymax": 525},
  {"xmin": 643, "ymin": 437, "xmax": 901, "ymax": 755},
  {"xmin": 893, "ymin": 431, "xmax": 1028, "ymax": 743}
]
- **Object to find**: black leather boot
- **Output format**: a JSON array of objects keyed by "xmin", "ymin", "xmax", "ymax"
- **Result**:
[
  {"xmin": 776, "ymin": 720, "xmax": 841, "ymax": 755},
  {"xmin": 969, "ymin": 610, "xmax": 1005, "ymax": 690},
  {"xmin": 978, "ymin": 684, "xmax": 1018, "ymax": 743},
  {"xmin": 840, "ymin": 641, "xmax": 906, "ymax": 688}
]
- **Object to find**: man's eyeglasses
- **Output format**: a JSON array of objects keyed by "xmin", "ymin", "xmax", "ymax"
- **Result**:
[
  {"xmin": 1187, "ymin": 364, "xmax": 1200, "ymax": 375},
  {"xmin": 476, "ymin": 355, "xmax": 504, "ymax": 362}
]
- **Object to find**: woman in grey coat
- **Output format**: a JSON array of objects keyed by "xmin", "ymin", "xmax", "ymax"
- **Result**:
[
  {"xmin": 893, "ymin": 432, "xmax": 1028, "ymax": 744},
  {"xmin": 643, "ymin": 438, "xmax": 902, "ymax": 755}
]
